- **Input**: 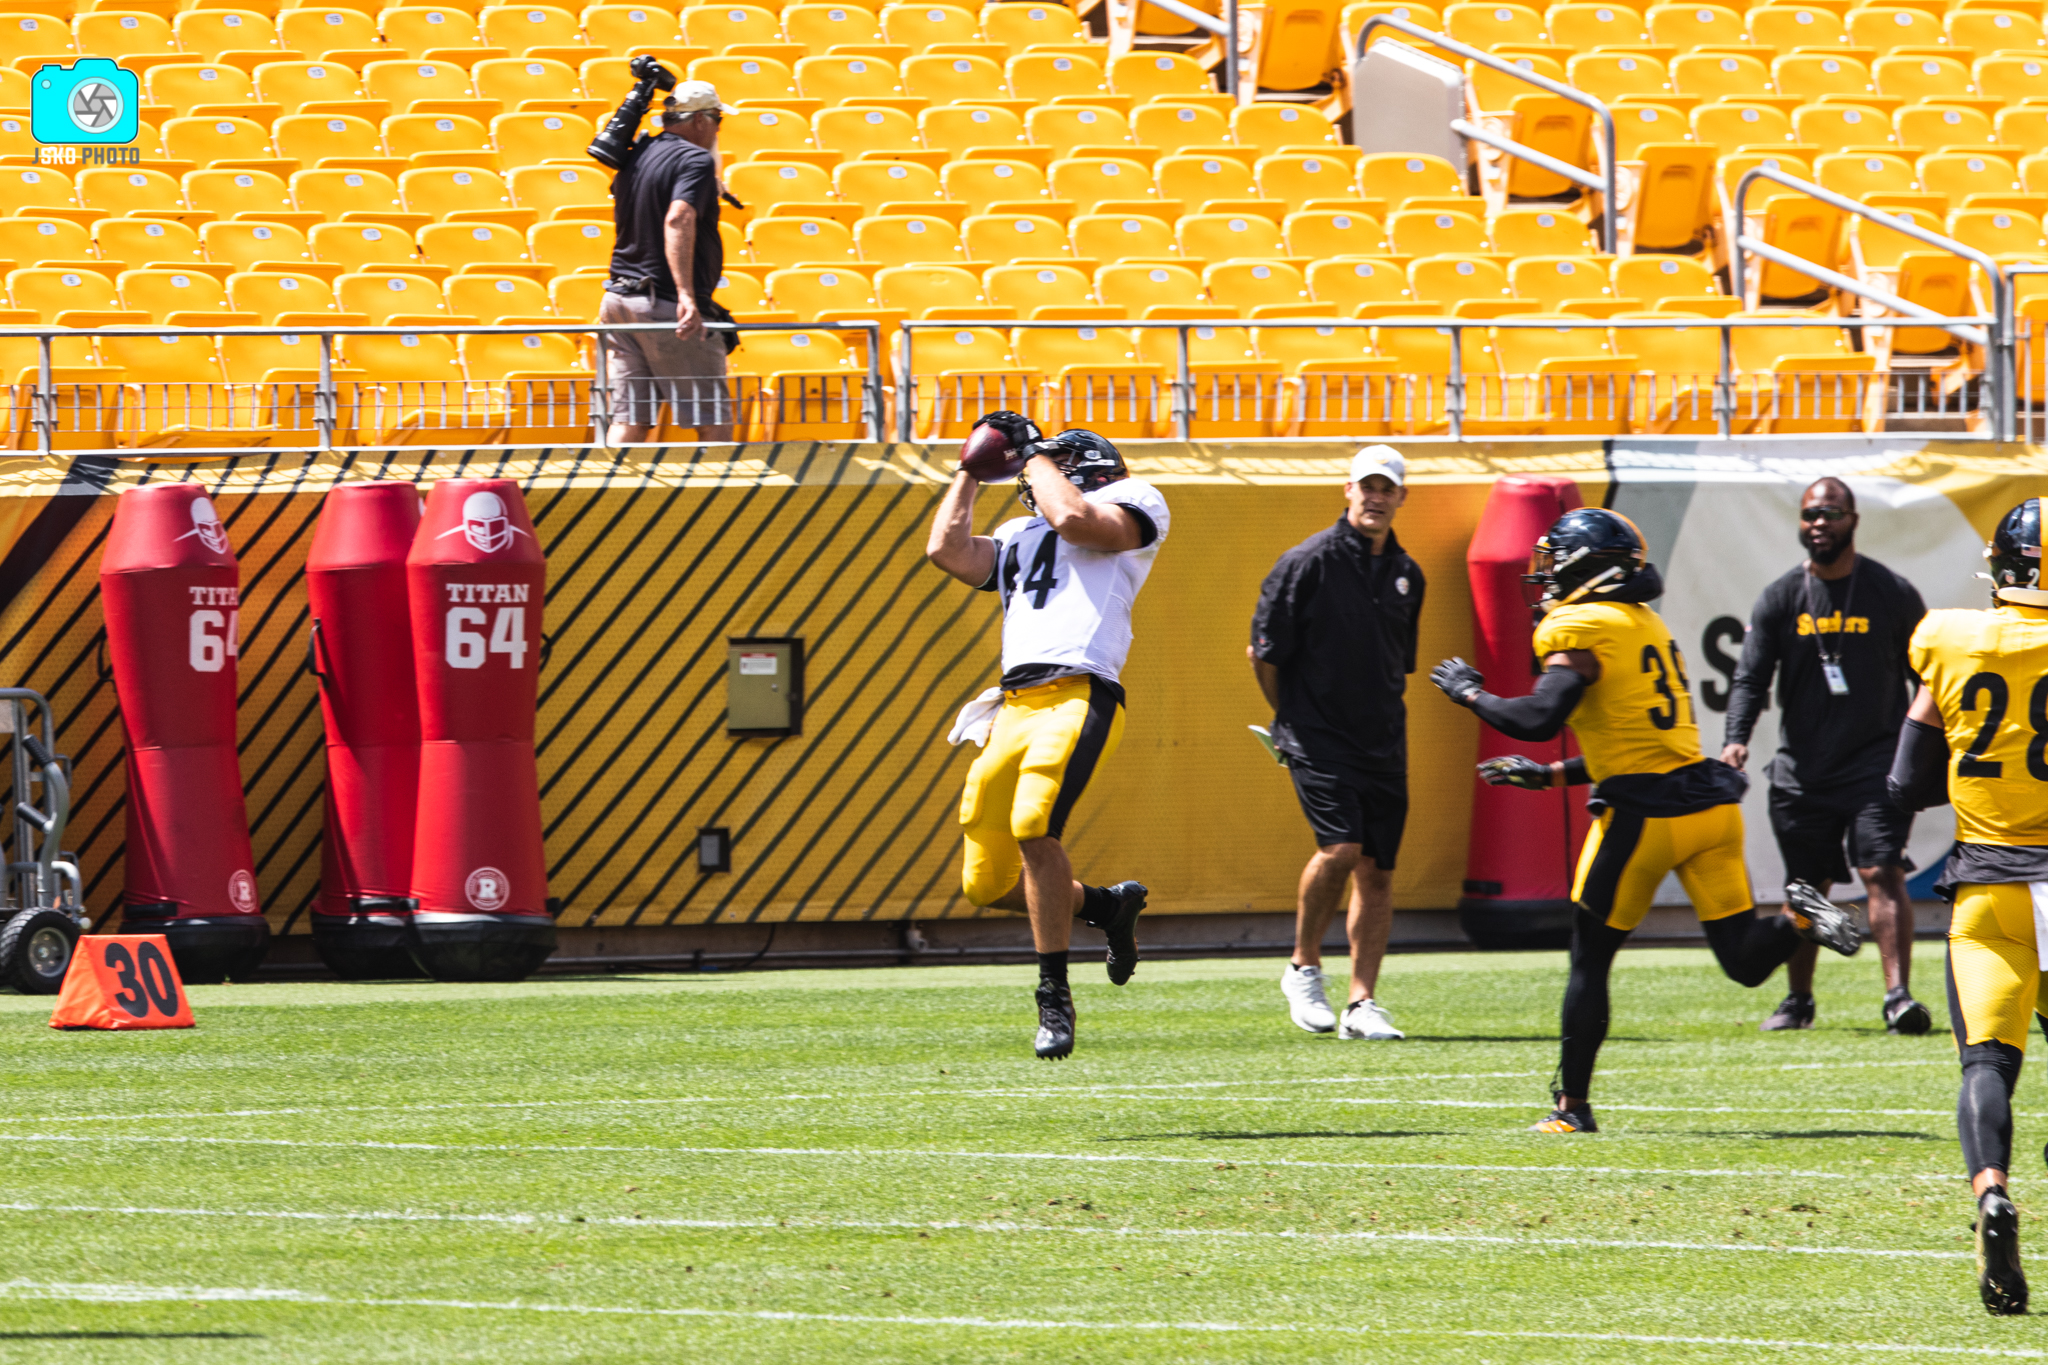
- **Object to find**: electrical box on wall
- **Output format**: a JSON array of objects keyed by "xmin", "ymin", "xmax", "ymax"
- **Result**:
[{"xmin": 727, "ymin": 637, "xmax": 803, "ymax": 736}]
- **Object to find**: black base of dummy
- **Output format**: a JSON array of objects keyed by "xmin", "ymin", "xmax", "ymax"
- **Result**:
[
  {"xmin": 409, "ymin": 915, "xmax": 557, "ymax": 982},
  {"xmin": 1458, "ymin": 899, "xmax": 1576, "ymax": 951}
]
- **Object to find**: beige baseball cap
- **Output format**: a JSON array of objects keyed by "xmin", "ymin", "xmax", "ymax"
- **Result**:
[
  {"xmin": 1348, "ymin": 444, "xmax": 1405, "ymax": 486},
  {"xmin": 666, "ymin": 79, "xmax": 735, "ymax": 115}
]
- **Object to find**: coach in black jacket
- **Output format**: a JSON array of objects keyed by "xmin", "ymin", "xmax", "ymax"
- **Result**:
[
  {"xmin": 1722, "ymin": 476, "xmax": 1929, "ymax": 1034},
  {"xmin": 1250, "ymin": 445, "xmax": 1424, "ymax": 1042}
]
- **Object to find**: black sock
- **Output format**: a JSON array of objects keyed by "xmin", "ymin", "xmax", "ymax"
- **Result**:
[
  {"xmin": 1038, "ymin": 951, "xmax": 1069, "ymax": 987},
  {"xmin": 1558, "ymin": 908, "xmax": 1630, "ymax": 1100},
  {"xmin": 1077, "ymin": 884, "xmax": 1111, "ymax": 924},
  {"xmin": 1701, "ymin": 908, "xmax": 1804, "ymax": 988}
]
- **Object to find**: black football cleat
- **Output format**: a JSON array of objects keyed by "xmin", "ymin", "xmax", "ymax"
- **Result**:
[
  {"xmin": 1785, "ymin": 880, "xmax": 1863, "ymax": 957},
  {"xmin": 1081, "ymin": 880, "xmax": 1147, "ymax": 986},
  {"xmin": 1884, "ymin": 986, "xmax": 1933, "ymax": 1035},
  {"xmin": 1978, "ymin": 1186, "xmax": 2029, "ymax": 1315},
  {"xmin": 1531, "ymin": 1096, "xmax": 1597, "ymax": 1133},
  {"xmin": 1760, "ymin": 992, "xmax": 1816, "ymax": 1032},
  {"xmin": 1034, "ymin": 981, "xmax": 1075, "ymax": 1060}
]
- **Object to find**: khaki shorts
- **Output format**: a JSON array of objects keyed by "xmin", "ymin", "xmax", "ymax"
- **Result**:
[{"xmin": 598, "ymin": 290, "xmax": 730, "ymax": 430}]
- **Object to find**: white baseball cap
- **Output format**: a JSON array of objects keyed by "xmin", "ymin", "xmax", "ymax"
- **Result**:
[
  {"xmin": 1349, "ymin": 444, "xmax": 1405, "ymax": 487},
  {"xmin": 666, "ymin": 80, "xmax": 735, "ymax": 116}
]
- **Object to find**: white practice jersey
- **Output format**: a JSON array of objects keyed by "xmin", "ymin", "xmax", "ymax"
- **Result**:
[{"xmin": 980, "ymin": 477, "xmax": 1170, "ymax": 687}]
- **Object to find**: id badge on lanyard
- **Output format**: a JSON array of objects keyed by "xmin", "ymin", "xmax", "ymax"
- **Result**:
[
  {"xmin": 1821, "ymin": 660, "xmax": 1850, "ymax": 696},
  {"xmin": 1809, "ymin": 566, "xmax": 1854, "ymax": 697}
]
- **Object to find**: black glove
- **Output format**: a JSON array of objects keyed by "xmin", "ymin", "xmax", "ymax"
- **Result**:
[
  {"xmin": 1431, "ymin": 657, "xmax": 1485, "ymax": 707},
  {"xmin": 972, "ymin": 410, "xmax": 1042, "ymax": 450},
  {"xmin": 1478, "ymin": 755, "xmax": 1552, "ymax": 789}
]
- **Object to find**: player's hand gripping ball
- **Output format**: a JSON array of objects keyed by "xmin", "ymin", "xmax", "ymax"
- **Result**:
[
  {"xmin": 959, "ymin": 410, "xmax": 1042, "ymax": 482},
  {"xmin": 1431, "ymin": 657, "xmax": 1486, "ymax": 706},
  {"xmin": 1478, "ymin": 755, "xmax": 1552, "ymax": 789}
]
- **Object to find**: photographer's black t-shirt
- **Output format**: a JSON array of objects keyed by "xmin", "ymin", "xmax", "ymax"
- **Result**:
[{"xmin": 608, "ymin": 132, "xmax": 722, "ymax": 305}]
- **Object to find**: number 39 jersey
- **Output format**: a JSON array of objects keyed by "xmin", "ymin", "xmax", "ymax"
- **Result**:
[
  {"xmin": 1533, "ymin": 600, "xmax": 1703, "ymax": 782},
  {"xmin": 1909, "ymin": 605, "xmax": 2048, "ymax": 846},
  {"xmin": 979, "ymin": 478, "xmax": 1170, "ymax": 687}
]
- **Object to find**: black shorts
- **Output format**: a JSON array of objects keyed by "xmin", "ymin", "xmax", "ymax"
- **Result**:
[
  {"xmin": 1767, "ymin": 780, "xmax": 1913, "ymax": 889},
  {"xmin": 1287, "ymin": 757, "xmax": 1407, "ymax": 868}
]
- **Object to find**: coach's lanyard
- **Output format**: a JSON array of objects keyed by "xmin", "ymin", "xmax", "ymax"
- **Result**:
[{"xmin": 1805, "ymin": 562, "xmax": 1855, "ymax": 697}]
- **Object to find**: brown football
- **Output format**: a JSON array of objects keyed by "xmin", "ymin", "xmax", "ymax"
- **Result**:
[{"xmin": 959, "ymin": 423, "xmax": 1029, "ymax": 482}]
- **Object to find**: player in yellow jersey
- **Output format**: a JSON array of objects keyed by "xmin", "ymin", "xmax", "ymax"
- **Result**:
[
  {"xmin": 1432, "ymin": 508, "xmax": 1862, "ymax": 1133},
  {"xmin": 1887, "ymin": 499, "xmax": 2048, "ymax": 1316}
]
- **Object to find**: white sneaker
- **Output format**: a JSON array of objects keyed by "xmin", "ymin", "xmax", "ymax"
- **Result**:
[
  {"xmin": 1339, "ymin": 998, "xmax": 1404, "ymax": 1040},
  {"xmin": 1281, "ymin": 963, "xmax": 1337, "ymax": 1033}
]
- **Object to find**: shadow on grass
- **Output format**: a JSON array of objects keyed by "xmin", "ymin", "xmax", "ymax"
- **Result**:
[
  {"xmin": 1672, "ymin": 1129, "xmax": 1939, "ymax": 1141},
  {"xmin": 1099, "ymin": 1131, "xmax": 1454, "ymax": 1141},
  {"xmin": 1402, "ymin": 1035, "xmax": 1665, "ymax": 1044},
  {"xmin": 0, "ymin": 1333, "xmax": 264, "ymax": 1341}
]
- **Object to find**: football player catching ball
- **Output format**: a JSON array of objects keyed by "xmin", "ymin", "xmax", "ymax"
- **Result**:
[{"xmin": 925, "ymin": 411, "xmax": 1167, "ymax": 1060}]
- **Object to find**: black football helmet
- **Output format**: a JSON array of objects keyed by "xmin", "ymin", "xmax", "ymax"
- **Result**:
[
  {"xmin": 1524, "ymin": 507, "xmax": 1650, "ymax": 610},
  {"xmin": 1018, "ymin": 428, "xmax": 1128, "ymax": 514},
  {"xmin": 1986, "ymin": 498, "xmax": 2045, "ymax": 600}
]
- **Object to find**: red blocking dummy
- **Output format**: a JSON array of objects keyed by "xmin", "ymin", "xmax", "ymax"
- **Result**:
[
  {"xmin": 406, "ymin": 479, "xmax": 555, "ymax": 981},
  {"xmin": 1457, "ymin": 475, "xmax": 1592, "ymax": 951},
  {"xmin": 98, "ymin": 484, "xmax": 269, "ymax": 984},
  {"xmin": 307, "ymin": 481, "xmax": 425, "ymax": 979}
]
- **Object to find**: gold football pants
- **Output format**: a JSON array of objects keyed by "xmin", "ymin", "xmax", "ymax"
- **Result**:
[{"xmin": 959, "ymin": 674, "xmax": 1124, "ymax": 906}]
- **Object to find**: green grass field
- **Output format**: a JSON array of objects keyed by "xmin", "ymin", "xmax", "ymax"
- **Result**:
[{"xmin": 0, "ymin": 942, "xmax": 2036, "ymax": 1362}]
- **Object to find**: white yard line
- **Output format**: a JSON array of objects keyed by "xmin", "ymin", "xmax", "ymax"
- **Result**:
[
  {"xmin": 0, "ymin": 1199, "xmax": 1972, "ymax": 1260},
  {"xmin": 0, "ymin": 1279, "xmax": 2030, "ymax": 1356}
]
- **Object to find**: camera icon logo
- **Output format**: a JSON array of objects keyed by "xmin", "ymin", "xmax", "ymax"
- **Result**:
[{"xmin": 31, "ymin": 58, "xmax": 139, "ymax": 145}]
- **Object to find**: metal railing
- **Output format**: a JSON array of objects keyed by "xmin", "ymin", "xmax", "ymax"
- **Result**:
[
  {"xmin": 1356, "ymin": 14, "xmax": 1620, "ymax": 253},
  {"xmin": 1138, "ymin": 0, "xmax": 1241, "ymax": 100}
]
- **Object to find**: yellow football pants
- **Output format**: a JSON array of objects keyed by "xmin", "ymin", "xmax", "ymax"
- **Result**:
[
  {"xmin": 959, "ymin": 674, "xmax": 1124, "ymax": 906},
  {"xmin": 1573, "ymin": 800, "xmax": 1754, "ymax": 931},
  {"xmin": 1948, "ymin": 882, "xmax": 2048, "ymax": 1052}
]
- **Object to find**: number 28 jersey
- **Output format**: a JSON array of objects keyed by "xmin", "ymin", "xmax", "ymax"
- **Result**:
[
  {"xmin": 1909, "ymin": 604, "xmax": 2048, "ymax": 847},
  {"xmin": 978, "ymin": 478, "xmax": 1170, "ymax": 688},
  {"xmin": 1532, "ymin": 600, "xmax": 1702, "ymax": 782}
]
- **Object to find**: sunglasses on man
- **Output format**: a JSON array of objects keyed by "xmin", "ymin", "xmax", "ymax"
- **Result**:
[{"xmin": 1800, "ymin": 506, "xmax": 1851, "ymax": 522}]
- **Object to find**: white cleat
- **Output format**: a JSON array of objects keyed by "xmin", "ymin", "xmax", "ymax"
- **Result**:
[
  {"xmin": 1339, "ymin": 998, "xmax": 1404, "ymax": 1040},
  {"xmin": 1281, "ymin": 962, "xmax": 1337, "ymax": 1033}
]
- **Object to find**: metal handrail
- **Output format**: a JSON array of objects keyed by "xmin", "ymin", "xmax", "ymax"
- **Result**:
[
  {"xmin": 1137, "ymin": 0, "xmax": 1241, "ymax": 100},
  {"xmin": 1355, "ymin": 14, "xmax": 1619, "ymax": 252},
  {"xmin": 1731, "ymin": 163, "xmax": 2013, "ymax": 440}
]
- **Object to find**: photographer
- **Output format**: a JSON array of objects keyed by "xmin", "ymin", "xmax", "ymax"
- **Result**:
[{"xmin": 596, "ymin": 74, "xmax": 735, "ymax": 443}]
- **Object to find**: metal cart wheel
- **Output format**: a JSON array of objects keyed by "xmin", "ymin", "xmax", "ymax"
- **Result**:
[{"xmin": 0, "ymin": 907, "xmax": 78, "ymax": 994}]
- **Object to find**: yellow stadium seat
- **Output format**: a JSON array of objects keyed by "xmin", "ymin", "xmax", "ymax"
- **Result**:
[
  {"xmin": 583, "ymin": 3, "xmax": 679, "ymax": 54},
  {"xmin": 837, "ymin": 157, "xmax": 944, "ymax": 212},
  {"xmin": 984, "ymin": 261, "xmax": 1091, "ymax": 313},
  {"xmin": 460, "ymin": 325, "xmax": 583, "ymax": 378},
  {"xmin": 905, "ymin": 324, "xmax": 1032, "ymax": 438},
  {"xmin": 1178, "ymin": 210, "xmax": 1285, "ymax": 260},
  {"xmin": 1285, "ymin": 207, "xmax": 1385, "ymax": 256},
  {"xmin": 900, "ymin": 52, "xmax": 1002, "ymax": 103},
  {"xmin": 1254, "ymin": 315, "xmax": 1372, "ymax": 374},
  {"xmin": 690, "ymin": 54, "xmax": 798, "ymax": 103},
  {"xmin": 74, "ymin": 10, "xmax": 175, "ymax": 57},
  {"xmin": 1, "ymin": 166, "xmax": 73, "ymax": 215},
  {"xmin": 474, "ymin": 57, "xmax": 581, "ymax": 109},
  {"xmin": 1409, "ymin": 254, "xmax": 1509, "ymax": 308},
  {"xmin": 1467, "ymin": 53, "xmax": 1565, "ymax": 114},
  {"xmin": 855, "ymin": 213, "xmax": 963, "ymax": 265},
  {"xmin": 554, "ymin": 269, "xmax": 606, "ymax": 319},
  {"xmin": 1049, "ymin": 156, "xmax": 1159, "ymax": 213},
  {"xmin": 1489, "ymin": 94, "xmax": 1591, "ymax": 200},
  {"xmin": 384, "ymin": 112, "xmax": 492, "ymax": 159},
  {"xmin": 280, "ymin": 5, "xmax": 381, "ymax": 57},
  {"xmin": 1773, "ymin": 53, "xmax": 1872, "ymax": 105},
  {"xmin": 1612, "ymin": 252, "xmax": 1720, "ymax": 306},
  {"xmin": 1692, "ymin": 101, "xmax": 1794, "ymax": 152},
  {"xmin": 1998, "ymin": 107, "xmax": 2048, "ymax": 157},
  {"xmin": 419, "ymin": 221, "xmax": 531, "ymax": 269},
  {"xmin": 531, "ymin": 218, "xmax": 611, "ymax": 272},
  {"xmin": 732, "ymin": 158, "xmax": 833, "ymax": 211},
  {"xmin": 1368, "ymin": 320, "xmax": 1499, "ymax": 434},
  {"xmin": 174, "ymin": 8, "xmax": 277, "ymax": 60},
  {"xmin": 1949, "ymin": 5, "xmax": 2040, "ymax": 52},
  {"xmin": 1949, "ymin": 206, "xmax": 2046, "ymax": 261},
  {"xmin": 1013, "ymin": 323, "xmax": 1165, "ymax": 435},
  {"xmin": 798, "ymin": 53, "xmax": 902, "ymax": 104},
  {"xmin": 730, "ymin": 328, "xmax": 864, "ymax": 442},
  {"xmin": 364, "ymin": 59, "xmax": 474, "ymax": 110},
  {"xmin": 9, "ymin": 267, "xmax": 117, "ymax": 323},
  {"xmin": 1067, "ymin": 211, "xmax": 1173, "ymax": 263},
  {"xmin": 1255, "ymin": 153, "xmax": 1359, "ymax": 212},
  {"xmin": 294, "ymin": 167, "xmax": 404, "ymax": 219},
  {"xmin": 146, "ymin": 63, "xmax": 256, "ymax": 118},
  {"xmin": 881, "ymin": 2, "xmax": 978, "ymax": 47},
  {"xmin": 1510, "ymin": 255, "xmax": 1612, "ymax": 312},
  {"xmin": 1568, "ymin": 53, "xmax": 1669, "ymax": 106},
  {"xmin": 204, "ymin": 221, "xmax": 312, "ymax": 271},
  {"xmin": 380, "ymin": 5, "xmax": 483, "ymax": 56},
  {"xmin": 1748, "ymin": 4, "xmax": 1846, "ymax": 51},
  {"xmin": 1095, "ymin": 261, "xmax": 1200, "ymax": 316},
  {"xmin": 1671, "ymin": 51, "xmax": 1771, "ymax": 104},
  {"xmin": 1845, "ymin": 4, "xmax": 1945, "ymax": 52},
  {"xmin": 767, "ymin": 264, "xmax": 875, "ymax": 317},
  {"xmin": 401, "ymin": 166, "xmax": 515, "ymax": 220},
  {"xmin": 276, "ymin": 113, "xmax": 381, "ymax": 166},
  {"xmin": 1205, "ymin": 259, "xmax": 1306, "ymax": 310},
  {"xmin": 1625, "ymin": 144, "xmax": 1717, "ymax": 254},
  {"xmin": 1489, "ymin": 206, "xmax": 1595, "ymax": 255},
  {"xmin": 876, "ymin": 263, "xmax": 987, "ymax": 316},
  {"xmin": 980, "ymin": 0, "xmax": 1082, "ymax": 54},
  {"xmin": 964, "ymin": 211, "xmax": 1072, "ymax": 263},
  {"xmin": 77, "ymin": 168, "xmax": 184, "ymax": 217},
  {"xmin": 1898, "ymin": 103, "xmax": 1996, "ymax": 154},
  {"xmin": 1388, "ymin": 207, "xmax": 1489, "ymax": 256},
  {"xmin": 311, "ymin": 220, "xmax": 421, "ymax": 270},
  {"xmin": 0, "ymin": 218, "xmax": 89, "ymax": 268},
  {"xmin": 255, "ymin": 59, "xmax": 367, "ymax": 114},
  {"xmin": 1108, "ymin": 50, "xmax": 1212, "ymax": 99},
  {"xmin": 227, "ymin": 270, "xmax": 337, "ymax": 322},
  {"xmin": 1726, "ymin": 309, "xmax": 1873, "ymax": 432},
  {"xmin": 919, "ymin": 102, "xmax": 1025, "ymax": 157},
  {"xmin": 94, "ymin": 217, "xmax": 205, "ymax": 270},
  {"xmin": 1876, "ymin": 53, "xmax": 1975, "ymax": 105},
  {"xmin": 1488, "ymin": 318, "xmax": 1635, "ymax": 435},
  {"xmin": 1848, "ymin": 203, "xmax": 1940, "ymax": 272},
  {"xmin": 339, "ymin": 269, "xmax": 450, "ymax": 322},
  {"xmin": 509, "ymin": 163, "xmax": 609, "ymax": 218},
  {"xmin": 1156, "ymin": 153, "xmax": 1259, "ymax": 209},
  {"xmin": 1611, "ymin": 104, "xmax": 1689, "ymax": 161},
  {"xmin": 783, "ymin": 2, "xmax": 884, "ymax": 55},
  {"xmin": 338, "ymin": 331, "xmax": 464, "ymax": 407},
  {"xmin": 1138, "ymin": 0, "xmax": 1220, "ymax": 36},
  {"xmin": 814, "ymin": 104, "xmax": 919, "ymax": 156},
  {"xmin": 1143, "ymin": 321, "xmax": 1280, "ymax": 435},
  {"xmin": 494, "ymin": 111, "xmax": 592, "ymax": 166},
  {"xmin": 1615, "ymin": 313, "xmax": 1727, "ymax": 434},
  {"xmin": 0, "ymin": 13, "xmax": 70, "ymax": 65},
  {"xmin": 679, "ymin": 1, "xmax": 780, "ymax": 47},
  {"xmin": 1007, "ymin": 52, "xmax": 1108, "ymax": 100},
  {"xmin": 480, "ymin": 3, "xmax": 583, "ymax": 50},
  {"xmin": 1548, "ymin": 3, "xmax": 1646, "ymax": 50},
  {"xmin": 749, "ymin": 215, "xmax": 859, "ymax": 268},
  {"xmin": 1920, "ymin": 150, "xmax": 2021, "ymax": 203},
  {"xmin": 1815, "ymin": 149, "xmax": 1916, "ymax": 201},
  {"xmin": 1026, "ymin": 105, "xmax": 1134, "ymax": 156},
  {"xmin": 164, "ymin": 116, "xmax": 273, "ymax": 166},
  {"xmin": 1232, "ymin": 104, "xmax": 1339, "ymax": 162},
  {"xmin": 1443, "ymin": 1, "xmax": 1545, "ymax": 48},
  {"xmin": 723, "ymin": 107, "xmax": 815, "ymax": 160},
  {"xmin": 1978, "ymin": 54, "xmax": 2048, "ymax": 106},
  {"xmin": 100, "ymin": 333, "xmax": 223, "ymax": 389},
  {"xmin": 1645, "ymin": 2, "xmax": 1744, "ymax": 47},
  {"xmin": 1357, "ymin": 151, "xmax": 1464, "ymax": 206},
  {"xmin": 1132, "ymin": 101, "xmax": 1231, "ymax": 155},
  {"xmin": 449, "ymin": 271, "xmax": 553, "ymax": 319},
  {"xmin": 1743, "ymin": 191, "xmax": 1845, "ymax": 305}
]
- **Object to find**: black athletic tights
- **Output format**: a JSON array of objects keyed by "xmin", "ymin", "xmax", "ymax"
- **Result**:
[{"xmin": 1557, "ymin": 907, "xmax": 1805, "ymax": 1099}]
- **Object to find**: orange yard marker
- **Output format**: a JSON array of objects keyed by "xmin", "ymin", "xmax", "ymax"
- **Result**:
[{"xmin": 50, "ymin": 935, "xmax": 195, "ymax": 1030}]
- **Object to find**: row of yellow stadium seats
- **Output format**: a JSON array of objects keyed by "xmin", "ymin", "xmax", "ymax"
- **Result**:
[
  {"xmin": 0, "ymin": 323, "xmax": 591, "ymax": 383},
  {"xmin": 722, "ymin": 101, "xmax": 1336, "ymax": 162},
  {"xmin": 1613, "ymin": 97, "xmax": 2048, "ymax": 154},
  {"xmin": 1501, "ymin": 48, "xmax": 2048, "ymax": 107},
  {"xmin": 48, "ymin": 108, "xmax": 603, "ymax": 168},
  {"xmin": 1386, "ymin": 0, "xmax": 2045, "ymax": 53},
  {"xmin": 129, "ymin": 56, "xmax": 619, "ymax": 113},
  {"xmin": 694, "ymin": 46, "xmax": 1214, "ymax": 106}
]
